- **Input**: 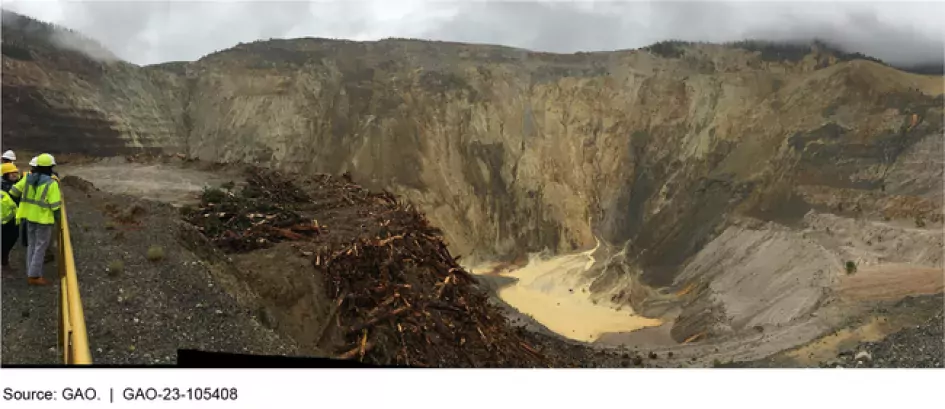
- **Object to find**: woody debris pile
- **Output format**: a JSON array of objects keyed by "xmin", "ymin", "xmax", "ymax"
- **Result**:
[{"xmin": 182, "ymin": 168, "xmax": 595, "ymax": 367}]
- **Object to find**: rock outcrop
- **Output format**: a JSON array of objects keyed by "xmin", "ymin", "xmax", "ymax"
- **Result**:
[{"xmin": 3, "ymin": 11, "xmax": 943, "ymax": 340}]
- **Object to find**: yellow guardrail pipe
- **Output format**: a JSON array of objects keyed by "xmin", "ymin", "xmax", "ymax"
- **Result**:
[{"xmin": 57, "ymin": 201, "xmax": 92, "ymax": 365}]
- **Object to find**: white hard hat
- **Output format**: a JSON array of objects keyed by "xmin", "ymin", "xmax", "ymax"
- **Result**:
[
  {"xmin": 1, "ymin": 150, "xmax": 14, "ymax": 160},
  {"xmin": 29, "ymin": 157, "xmax": 37, "ymax": 167}
]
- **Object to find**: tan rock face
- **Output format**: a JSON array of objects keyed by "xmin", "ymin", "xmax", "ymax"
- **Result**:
[{"xmin": 4, "ymin": 28, "xmax": 943, "ymax": 296}]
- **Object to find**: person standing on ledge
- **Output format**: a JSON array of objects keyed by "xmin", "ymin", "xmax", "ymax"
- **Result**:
[
  {"xmin": 15, "ymin": 156, "xmax": 58, "ymax": 263},
  {"xmin": 1, "ymin": 162, "xmax": 21, "ymax": 275},
  {"xmin": 10, "ymin": 153, "xmax": 61, "ymax": 286}
]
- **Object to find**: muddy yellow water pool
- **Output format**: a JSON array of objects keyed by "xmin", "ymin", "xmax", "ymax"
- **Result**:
[{"xmin": 472, "ymin": 248, "xmax": 662, "ymax": 343}]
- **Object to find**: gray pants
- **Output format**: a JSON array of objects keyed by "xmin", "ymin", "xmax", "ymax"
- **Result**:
[{"xmin": 25, "ymin": 221, "xmax": 54, "ymax": 278}]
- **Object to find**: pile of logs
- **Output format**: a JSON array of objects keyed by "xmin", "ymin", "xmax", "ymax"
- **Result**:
[
  {"xmin": 319, "ymin": 230, "xmax": 549, "ymax": 367},
  {"xmin": 184, "ymin": 168, "xmax": 553, "ymax": 367}
]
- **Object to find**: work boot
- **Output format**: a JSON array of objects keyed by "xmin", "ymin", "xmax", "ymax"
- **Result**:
[{"xmin": 28, "ymin": 277, "xmax": 51, "ymax": 286}]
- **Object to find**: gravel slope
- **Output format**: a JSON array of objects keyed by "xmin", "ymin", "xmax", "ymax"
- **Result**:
[
  {"xmin": 5, "ymin": 177, "xmax": 300, "ymax": 365},
  {"xmin": 827, "ymin": 295, "xmax": 944, "ymax": 368},
  {"xmin": 730, "ymin": 294, "xmax": 944, "ymax": 368},
  {"xmin": 1, "ymin": 254, "xmax": 60, "ymax": 365}
]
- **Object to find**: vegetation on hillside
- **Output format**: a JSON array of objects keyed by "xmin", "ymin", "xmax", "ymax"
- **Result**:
[
  {"xmin": 643, "ymin": 40, "xmax": 697, "ymax": 59},
  {"xmin": 899, "ymin": 63, "xmax": 945, "ymax": 76},
  {"xmin": 1, "ymin": 9, "xmax": 116, "ymax": 62},
  {"xmin": 730, "ymin": 39, "xmax": 884, "ymax": 65},
  {"xmin": 642, "ymin": 37, "xmax": 942, "ymax": 76}
]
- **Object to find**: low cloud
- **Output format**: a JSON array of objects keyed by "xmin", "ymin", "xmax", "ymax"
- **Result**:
[
  {"xmin": 420, "ymin": 1, "xmax": 944, "ymax": 68},
  {"xmin": 1, "ymin": 8, "xmax": 117, "ymax": 62},
  {"xmin": 48, "ymin": 29, "xmax": 120, "ymax": 62},
  {"xmin": 741, "ymin": 7, "xmax": 944, "ymax": 67},
  {"xmin": 3, "ymin": 1, "xmax": 942, "ymax": 68}
]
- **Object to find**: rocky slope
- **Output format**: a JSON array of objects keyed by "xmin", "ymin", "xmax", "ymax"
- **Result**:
[
  {"xmin": 729, "ymin": 293, "xmax": 944, "ymax": 368},
  {"xmin": 3, "ymin": 11, "xmax": 943, "ymax": 350},
  {"xmin": 1, "ymin": 12, "xmax": 186, "ymax": 155},
  {"xmin": 830, "ymin": 312, "xmax": 943, "ymax": 368}
]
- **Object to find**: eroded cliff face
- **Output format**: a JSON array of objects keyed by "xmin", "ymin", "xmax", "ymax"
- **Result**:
[
  {"xmin": 4, "ymin": 14, "xmax": 943, "ymax": 307},
  {"xmin": 177, "ymin": 40, "xmax": 945, "ymax": 290},
  {"xmin": 1, "ymin": 11, "xmax": 187, "ymax": 155}
]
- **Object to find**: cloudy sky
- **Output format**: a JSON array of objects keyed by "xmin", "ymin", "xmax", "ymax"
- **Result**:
[{"xmin": 3, "ymin": 0, "xmax": 943, "ymax": 67}]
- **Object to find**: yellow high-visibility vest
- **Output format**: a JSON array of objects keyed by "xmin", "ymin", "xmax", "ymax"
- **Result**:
[
  {"xmin": 1, "ymin": 190, "xmax": 16, "ymax": 225},
  {"xmin": 8, "ymin": 174, "xmax": 59, "ymax": 198},
  {"xmin": 14, "ymin": 177, "xmax": 61, "ymax": 225},
  {"xmin": 9, "ymin": 177, "xmax": 25, "ymax": 198}
]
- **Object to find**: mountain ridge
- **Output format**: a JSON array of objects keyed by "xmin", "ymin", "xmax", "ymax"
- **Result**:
[{"xmin": 3, "ymin": 9, "xmax": 942, "ymax": 75}]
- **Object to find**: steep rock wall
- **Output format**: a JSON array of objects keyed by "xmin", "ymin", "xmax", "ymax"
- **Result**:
[
  {"xmin": 3, "ymin": 27, "xmax": 943, "ymax": 294},
  {"xmin": 182, "ymin": 40, "xmax": 944, "ymax": 288},
  {"xmin": 1, "ymin": 12, "xmax": 187, "ymax": 155}
]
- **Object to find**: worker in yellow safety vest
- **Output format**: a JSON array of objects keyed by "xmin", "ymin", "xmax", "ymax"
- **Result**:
[
  {"xmin": 1, "ymin": 162, "xmax": 21, "ymax": 273},
  {"xmin": 9, "ymin": 153, "xmax": 61, "ymax": 286},
  {"xmin": 14, "ymin": 156, "xmax": 58, "ymax": 263}
]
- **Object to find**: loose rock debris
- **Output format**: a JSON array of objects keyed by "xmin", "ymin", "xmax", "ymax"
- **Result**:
[{"xmin": 182, "ymin": 168, "xmax": 609, "ymax": 367}]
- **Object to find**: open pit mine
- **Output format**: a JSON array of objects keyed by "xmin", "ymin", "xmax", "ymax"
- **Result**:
[{"xmin": 2, "ymin": 10, "xmax": 942, "ymax": 368}]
